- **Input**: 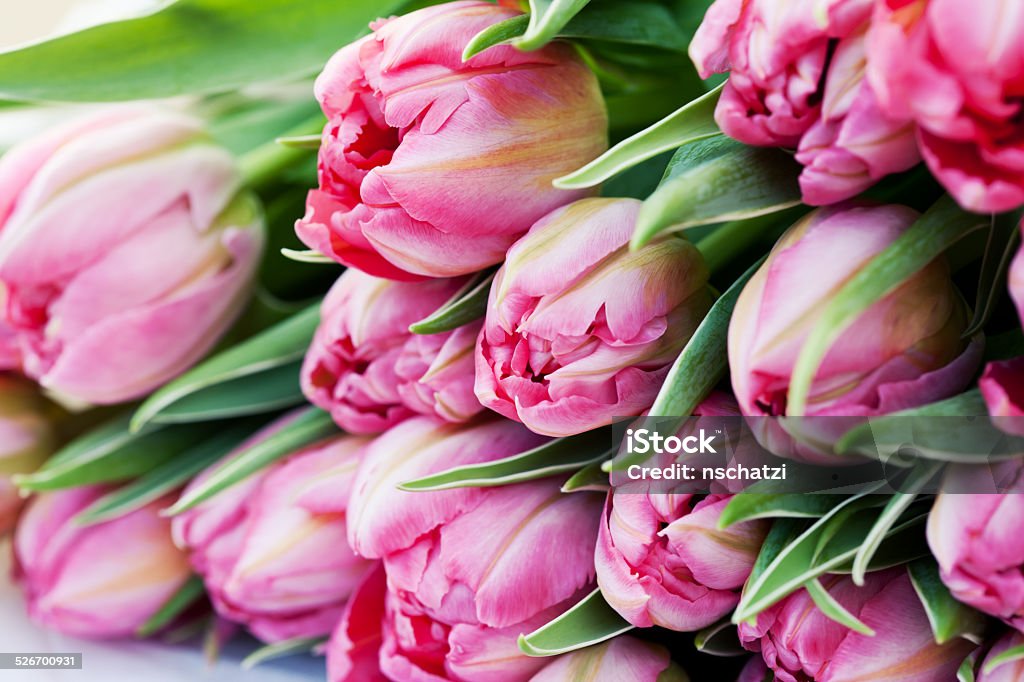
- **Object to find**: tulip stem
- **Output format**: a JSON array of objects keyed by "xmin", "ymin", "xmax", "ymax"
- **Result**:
[{"xmin": 238, "ymin": 116, "xmax": 324, "ymax": 189}]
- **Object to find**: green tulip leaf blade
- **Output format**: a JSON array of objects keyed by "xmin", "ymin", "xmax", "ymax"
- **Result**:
[
  {"xmin": 518, "ymin": 588, "xmax": 633, "ymax": 657},
  {"xmin": 787, "ymin": 196, "xmax": 988, "ymax": 416},
  {"xmin": 400, "ymin": 428, "xmax": 614, "ymax": 491},
  {"xmin": 166, "ymin": 407, "xmax": 337, "ymax": 515},
  {"xmin": 0, "ymin": 0, "xmax": 408, "ymax": 102},
  {"xmin": 805, "ymin": 578, "xmax": 875, "ymax": 636},
  {"xmin": 718, "ymin": 493, "xmax": 839, "ymax": 528},
  {"xmin": 515, "ymin": 0, "xmax": 593, "ymax": 51},
  {"xmin": 554, "ymin": 85, "xmax": 722, "ymax": 190},
  {"xmin": 560, "ymin": 461, "xmax": 610, "ymax": 493},
  {"xmin": 241, "ymin": 636, "xmax": 328, "ymax": 670},
  {"xmin": 966, "ymin": 210, "xmax": 1023, "ymax": 337},
  {"xmin": 982, "ymin": 645, "xmax": 1024, "ymax": 677},
  {"xmin": 409, "ymin": 271, "xmax": 494, "ymax": 335},
  {"xmin": 133, "ymin": 304, "xmax": 320, "ymax": 430},
  {"xmin": 908, "ymin": 559, "xmax": 988, "ymax": 646},
  {"xmin": 280, "ymin": 248, "xmax": 337, "ymax": 264},
  {"xmin": 633, "ymin": 134, "xmax": 802, "ymax": 249},
  {"xmin": 694, "ymin": 620, "xmax": 746, "ymax": 657},
  {"xmin": 136, "ymin": 575, "xmax": 207, "ymax": 638},
  {"xmin": 463, "ymin": 15, "xmax": 530, "ymax": 61}
]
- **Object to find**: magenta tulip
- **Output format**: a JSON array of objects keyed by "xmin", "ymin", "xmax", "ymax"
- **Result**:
[
  {"xmin": 296, "ymin": 0, "xmax": 607, "ymax": 279},
  {"xmin": 928, "ymin": 492, "xmax": 1024, "ymax": 630},
  {"xmin": 980, "ymin": 234, "xmax": 1024, "ymax": 435},
  {"xmin": 172, "ymin": 421, "xmax": 373, "ymax": 643},
  {"xmin": 0, "ymin": 375, "xmax": 55, "ymax": 533},
  {"xmin": 0, "ymin": 107, "xmax": 263, "ymax": 405},
  {"xmin": 979, "ymin": 632, "xmax": 1024, "ymax": 682},
  {"xmin": 343, "ymin": 416, "xmax": 603, "ymax": 681},
  {"xmin": 596, "ymin": 493, "xmax": 767, "ymax": 632},
  {"xmin": 867, "ymin": 0, "xmax": 1024, "ymax": 213},
  {"xmin": 689, "ymin": 0, "xmax": 873, "ymax": 148},
  {"xmin": 475, "ymin": 198, "xmax": 712, "ymax": 437},
  {"xmin": 728, "ymin": 204, "xmax": 982, "ymax": 459},
  {"xmin": 302, "ymin": 269, "xmax": 482, "ymax": 434},
  {"xmin": 738, "ymin": 570, "xmax": 975, "ymax": 681},
  {"xmin": 14, "ymin": 487, "xmax": 191, "ymax": 638},
  {"xmin": 528, "ymin": 637, "xmax": 687, "ymax": 682}
]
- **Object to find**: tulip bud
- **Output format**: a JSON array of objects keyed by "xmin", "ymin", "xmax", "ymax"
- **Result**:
[
  {"xmin": 172, "ymin": 420, "xmax": 373, "ymax": 643},
  {"xmin": 0, "ymin": 107, "xmax": 264, "ymax": 405},
  {"xmin": 928, "ymin": 492, "xmax": 1024, "ymax": 630},
  {"xmin": 344, "ymin": 416, "xmax": 602, "ymax": 680},
  {"xmin": 738, "ymin": 570, "xmax": 975, "ymax": 681},
  {"xmin": 728, "ymin": 204, "xmax": 982, "ymax": 460},
  {"xmin": 980, "ymin": 234, "xmax": 1024, "ymax": 435},
  {"xmin": 302, "ymin": 270, "xmax": 483, "ymax": 434},
  {"xmin": 529, "ymin": 637, "xmax": 688, "ymax": 682},
  {"xmin": 0, "ymin": 375, "xmax": 56, "ymax": 533},
  {"xmin": 979, "ymin": 632, "xmax": 1024, "ymax": 682},
  {"xmin": 14, "ymin": 487, "xmax": 191, "ymax": 638},
  {"xmin": 475, "ymin": 198, "xmax": 713, "ymax": 437},
  {"xmin": 689, "ymin": 0, "xmax": 873, "ymax": 148},
  {"xmin": 596, "ymin": 493, "xmax": 766, "ymax": 632},
  {"xmin": 296, "ymin": 0, "xmax": 607, "ymax": 279}
]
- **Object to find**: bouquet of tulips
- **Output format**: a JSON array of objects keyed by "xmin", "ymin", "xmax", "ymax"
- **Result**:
[{"xmin": 1, "ymin": 0, "xmax": 1024, "ymax": 680}]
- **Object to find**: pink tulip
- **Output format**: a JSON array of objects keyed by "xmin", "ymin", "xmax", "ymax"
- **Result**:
[
  {"xmin": 296, "ymin": 0, "xmax": 607, "ymax": 279},
  {"xmin": 596, "ymin": 493, "xmax": 767, "ymax": 632},
  {"xmin": 14, "ymin": 487, "xmax": 191, "ymax": 638},
  {"xmin": 980, "ymin": 235, "xmax": 1024, "ymax": 435},
  {"xmin": 475, "ymin": 198, "xmax": 712, "ymax": 437},
  {"xmin": 528, "ymin": 637, "xmax": 687, "ymax": 682},
  {"xmin": 979, "ymin": 632, "xmax": 1024, "ymax": 682},
  {"xmin": 326, "ymin": 565, "xmax": 390, "ymax": 682},
  {"xmin": 343, "ymin": 416, "xmax": 603, "ymax": 681},
  {"xmin": 172, "ymin": 421, "xmax": 373, "ymax": 643},
  {"xmin": 302, "ymin": 269, "xmax": 482, "ymax": 434},
  {"xmin": 0, "ymin": 107, "xmax": 263, "ymax": 405},
  {"xmin": 728, "ymin": 204, "xmax": 982, "ymax": 459},
  {"xmin": 928, "ymin": 492, "xmax": 1024, "ymax": 630},
  {"xmin": 689, "ymin": 0, "xmax": 873, "ymax": 148},
  {"xmin": 738, "ymin": 570, "xmax": 975, "ymax": 681},
  {"xmin": 738, "ymin": 657, "xmax": 771, "ymax": 682},
  {"xmin": 0, "ymin": 375, "xmax": 56, "ymax": 533},
  {"xmin": 867, "ymin": 0, "xmax": 1024, "ymax": 213}
]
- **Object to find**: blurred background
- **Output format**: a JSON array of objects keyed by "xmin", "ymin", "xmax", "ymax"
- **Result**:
[{"xmin": 0, "ymin": 0, "xmax": 160, "ymax": 50}]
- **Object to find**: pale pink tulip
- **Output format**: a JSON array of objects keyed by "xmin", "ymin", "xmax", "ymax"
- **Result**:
[
  {"xmin": 980, "ymin": 235, "xmax": 1024, "ymax": 435},
  {"xmin": 928, "ymin": 492, "xmax": 1024, "ymax": 630},
  {"xmin": 296, "ymin": 0, "xmax": 607, "ymax": 279},
  {"xmin": 172, "ymin": 421, "xmax": 373, "ymax": 643},
  {"xmin": 867, "ymin": 0, "xmax": 1024, "ymax": 213},
  {"xmin": 728, "ymin": 204, "xmax": 982, "ymax": 459},
  {"xmin": 979, "ymin": 632, "xmax": 1024, "ymax": 682},
  {"xmin": 14, "ymin": 487, "xmax": 191, "ymax": 638},
  {"xmin": 0, "ymin": 107, "xmax": 263, "ymax": 405},
  {"xmin": 528, "ymin": 637, "xmax": 687, "ymax": 682},
  {"xmin": 738, "ymin": 570, "xmax": 975, "ymax": 682},
  {"xmin": 475, "ymin": 198, "xmax": 712, "ymax": 437},
  {"xmin": 0, "ymin": 375, "xmax": 56, "ymax": 533},
  {"xmin": 596, "ymin": 493, "xmax": 767, "ymax": 632},
  {"xmin": 690, "ymin": 0, "xmax": 873, "ymax": 148},
  {"xmin": 302, "ymin": 270, "xmax": 482, "ymax": 434},
  {"xmin": 343, "ymin": 416, "xmax": 602, "ymax": 681}
]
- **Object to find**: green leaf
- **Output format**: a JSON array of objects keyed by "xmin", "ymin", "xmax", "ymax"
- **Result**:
[
  {"xmin": 463, "ymin": 15, "xmax": 531, "ymax": 61},
  {"xmin": 241, "ymin": 636, "xmax": 328, "ymax": 670},
  {"xmin": 958, "ymin": 652, "xmax": 978, "ymax": 682},
  {"xmin": 908, "ymin": 559, "xmax": 988, "ymax": 646},
  {"xmin": 747, "ymin": 519, "xmax": 807, "ymax": 587},
  {"xmin": 718, "ymin": 494, "xmax": 839, "ymax": 528},
  {"xmin": 561, "ymin": 461, "xmax": 610, "ymax": 493},
  {"xmin": 694, "ymin": 620, "xmax": 745, "ymax": 657},
  {"xmin": 982, "ymin": 644, "xmax": 1024, "ymax": 676},
  {"xmin": 400, "ymin": 428, "xmax": 613, "ymax": 491},
  {"xmin": 806, "ymin": 578, "xmax": 875, "ymax": 636},
  {"xmin": 649, "ymin": 257, "xmax": 763, "ymax": 417},
  {"xmin": 15, "ymin": 415, "xmax": 214, "ymax": 491},
  {"xmin": 516, "ymin": 0, "xmax": 592, "ymax": 52},
  {"xmin": 518, "ymin": 588, "xmax": 633, "ymax": 657},
  {"xmin": 73, "ymin": 422, "xmax": 260, "ymax": 526},
  {"xmin": 208, "ymin": 98, "xmax": 321, "ymax": 156},
  {"xmin": 275, "ymin": 134, "xmax": 323, "ymax": 150},
  {"xmin": 787, "ymin": 196, "xmax": 988, "ymax": 416},
  {"xmin": 966, "ymin": 210, "xmax": 1023, "ymax": 337},
  {"xmin": 280, "ymin": 248, "xmax": 337, "ymax": 264},
  {"xmin": 850, "ymin": 463, "xmax": 941, "ymax": 585},
  {"xmin": 633, "ymin": 135, "xmax": 802, "ymax": 249},
  {"xmin": 136, "ymin": 576, "xmax": 206, "ymax": 638},
  {"xmin": 166, "ymin": 407, "xmax": 337, "ymax": 515},
  {"xmin": 0, "ymin": 0, "xmax": 406, "ymax": 102},
  {"xmin": 409, "ymin": 271, "xmax": 494, "ymax": 335},
  {"xmin": 554, "ymin": 85, "xmax": 721, "ymax": 190},
  {"xmin": 133, "ymin": 304, "xmax": 320, "ymax": 430}
]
